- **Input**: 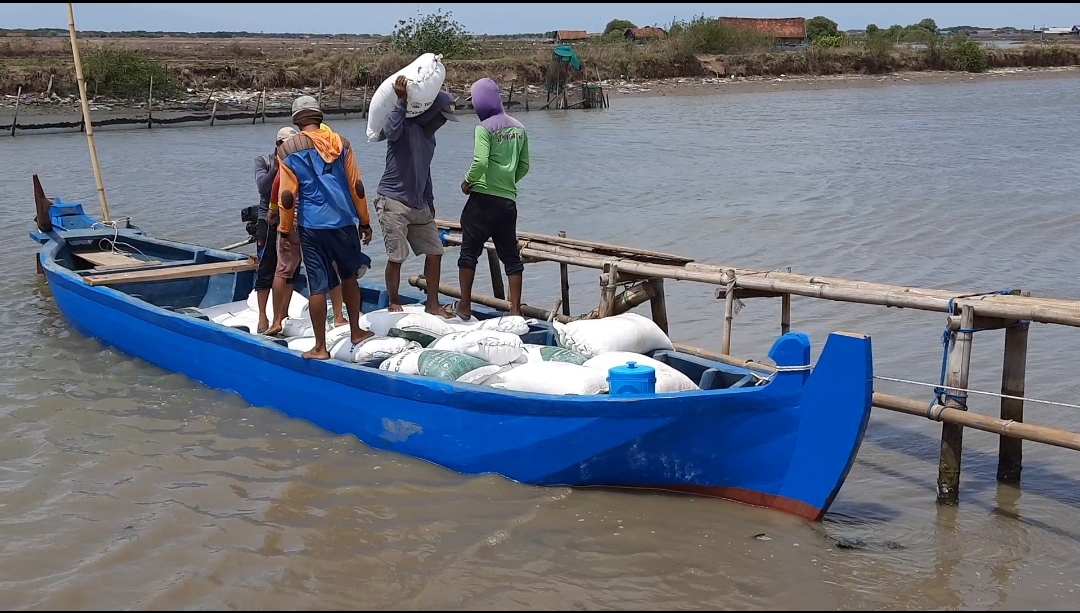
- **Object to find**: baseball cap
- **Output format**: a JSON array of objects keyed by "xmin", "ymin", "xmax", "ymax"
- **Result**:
[
  {"xmin": 433, "ymin": 91, "xmax": 459, "ymax": 122},
  {"xmin": 276, "ymin": 126, "xmax": 298, "ymax": 142},
  {"xmin": 291, "ymin": 95, "xmax": 321, "ymax": 118}
]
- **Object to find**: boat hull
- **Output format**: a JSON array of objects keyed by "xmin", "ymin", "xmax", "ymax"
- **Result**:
[{"xmin": 36, "ymin": 231, "xmax": 872, "ymax": 521}]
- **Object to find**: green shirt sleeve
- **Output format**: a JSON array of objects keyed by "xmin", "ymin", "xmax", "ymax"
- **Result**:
[
  {"xmin": 464, "ymin": 126, "xmax": 490, "ymax": 185},
  {"xmin": 514, "ymin": 132, "xmax": 530, "ymax": 183}
]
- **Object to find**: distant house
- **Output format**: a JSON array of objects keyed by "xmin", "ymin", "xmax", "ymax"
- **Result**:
[
  {"xmin": 624, "ymin": 27, "xmax": 667, "ymax": 42},
  {"xmin": 554, "ymin": 30, "xmax": 590, "ymax": 43},
  {"xmin": 718, "ymin": 16, "xmax": 808, "ymax": 46},
  {"xmin": 1045, "ymin": 26, "xmax": 1077, "ymax": 36}
]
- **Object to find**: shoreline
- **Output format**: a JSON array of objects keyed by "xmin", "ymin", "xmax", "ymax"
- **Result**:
[
  {"xmin": 605, "ymin": 65, "xmax": 1080, "ymax": 98},
  {"xmin": 3, "ymin": 66, "xmax": 1078, "ymax": 124}
]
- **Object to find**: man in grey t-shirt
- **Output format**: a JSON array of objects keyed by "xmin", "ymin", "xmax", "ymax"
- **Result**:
[{"xmin": 374, "ymin": 76, "xmax": 458, "ymax": 316}]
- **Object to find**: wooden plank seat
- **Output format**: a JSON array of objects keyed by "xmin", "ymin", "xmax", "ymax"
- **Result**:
[
  {"xmin": 83, "ymin": 258, "xmax": 257, "ymax": 286},
  {"xmin": 73, "ymin": 250, "xmax": 161, "ymax": 271}
]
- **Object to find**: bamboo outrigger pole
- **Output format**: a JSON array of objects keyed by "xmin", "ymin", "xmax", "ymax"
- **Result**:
[{"xmin": 66, "ymin": 2, "xmax": 111, "ymax": 222}]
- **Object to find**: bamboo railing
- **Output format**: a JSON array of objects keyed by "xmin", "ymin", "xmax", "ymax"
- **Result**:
[{"xmin": 425, "ymin": 219, "xmax": 1080, "ymax": 507}]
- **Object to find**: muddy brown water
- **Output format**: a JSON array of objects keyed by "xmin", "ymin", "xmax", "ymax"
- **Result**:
[{"xmin": 2, "ymin": 76, "xmax": 1080, "ymax": 609}]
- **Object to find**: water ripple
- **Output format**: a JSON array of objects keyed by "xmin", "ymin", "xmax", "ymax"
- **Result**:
[{"xmin": 1, "ymin": 77, "xmax": 1080, "ymax": 609}]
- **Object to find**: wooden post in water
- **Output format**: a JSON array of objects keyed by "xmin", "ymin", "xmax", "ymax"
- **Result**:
[
  {"xmin": 998, "ymin": 290, "xmax": 1030, "ymax": 483},
  {"xmin": 780, "ymin": 267, "xmax": 792, "ymax": 334},
  {"xmin": 209, "ymin": 101, "xmax": 218, "ymax": 126},
  {"xmin": 362, "ymin": 85, "xmax": 369, "ymax": 119},
  {"xmin": 251, "ymin": 90, "xmax": 261, "ymax": 125},
  {"xmin": 781, "ymin": 293, "xmax": 791, "ymax": 335},
  {"xmin": 10, "ymin": 85, "xmax": 21, "ymax": 137},
  {"xmin": 147, "ymin": 75, "xmax": 154, "ymax": 129},
  {"xmin": 937, "ymin": 304, "xmax": 975, "ymax": 506},
  {"xmin": 487, "ymin": 250, "xmax": 506, "ymax": 301},
  {"xmin": 260, "ymin": 89, "xmax": 267, "ymax": 123},
  {"xmin": 524, "ymin": 77, "xmax": 529, "ymax": 111},
  {"xmin": 649, "ymin": 278, "xmax": 669, "ymax": 334},
  {"xmin": 598, "ymin": 262, "xmax": 618, "ymax": 318},
  {"xmin": 338, "ymin": 76, "xmax": 345, "ymax": 118},
  {"xmin": 66, "ymin": 2, "xmax": 111, "ymax": 222},
  {"xmin": 317, "ymin": 79, "xmax": 323, "ymax": 106},
  {"xmin": 45, "ymin": 74, "xmax": 54, "ymax": 96},
  {"xmin": 506, "ymin": 83, "xmax": 514, "ymax": 106},
  {"xmin": 558, "ymin": 230, "xmax": 571, "ymax": 315},
  {"xmin": 720, "ymin": 268, "xmax": 736, "ymax": 354}
]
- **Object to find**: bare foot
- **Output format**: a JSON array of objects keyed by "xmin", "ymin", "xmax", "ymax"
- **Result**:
[
  {"xmin": 351, "ymin": 329, "xmax": 375, "ymax": 345},
  {"xmin": 265, "ymin": 322, "xmax": 284, "ymax": 336},
  {"xmin": 302, "ymin": 347, "xmax": 331, "ymax": 360},
  {"xmin": 257, "ymin": 317, "xmax": 270, "ymax": 335},
  {"xmin": 425, "ymin": 303, "xmax": 455, "ymax": 319},
  {"xmin": 387, "ymin": 302, "xmax": 404, "ymax": 312},
  {"xmin": 334, "ymin": 318, "xmax": 349, "ymax": 328}
]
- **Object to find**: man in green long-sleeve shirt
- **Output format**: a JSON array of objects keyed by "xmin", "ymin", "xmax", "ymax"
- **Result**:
[{"xmin": 454, "ymin": 77, "xmax": 530, "ymax": 320}]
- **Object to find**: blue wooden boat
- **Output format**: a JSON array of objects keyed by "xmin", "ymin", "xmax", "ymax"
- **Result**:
[{"xmin": 28, "ymin": 180, "xmax": 873, "ymax": 521}]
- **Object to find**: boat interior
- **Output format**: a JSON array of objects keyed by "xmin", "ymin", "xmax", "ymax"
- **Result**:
[{"xmin": 38, "ymin": 221, "xmax": 790, "ymax": 394}]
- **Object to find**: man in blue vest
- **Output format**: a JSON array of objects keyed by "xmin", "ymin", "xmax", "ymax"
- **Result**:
[{"xmin": 276, "ymin": 95, "xmax": 374, "ymax": 359}]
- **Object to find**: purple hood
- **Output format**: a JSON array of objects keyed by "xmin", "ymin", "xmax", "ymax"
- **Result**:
[{"xmin": 471, "ymin": 77, "xmax": 523, "ymax": 132}]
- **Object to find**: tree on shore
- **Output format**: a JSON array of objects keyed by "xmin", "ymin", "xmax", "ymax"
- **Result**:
[
  {"xmin": 806, "ymin": 16, "xmax": 839, "ymax": 41},
  {"xmin": 391, "ymin": 9, "xmax": 476, "ymax": 59},
  {"xmin": 604, "ymin": 19, "xmax": 636, "ymax": 35}
]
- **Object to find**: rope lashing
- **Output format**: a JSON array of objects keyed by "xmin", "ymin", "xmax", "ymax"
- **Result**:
[{"xmin": 929, "ymin": 291, "xmax": 1031, "ymax": 414}]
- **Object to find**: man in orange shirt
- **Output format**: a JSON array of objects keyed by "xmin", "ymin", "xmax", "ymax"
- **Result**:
[{"xmin": 276, "ymin": 96, "xmax": 374, "ymax": 359}]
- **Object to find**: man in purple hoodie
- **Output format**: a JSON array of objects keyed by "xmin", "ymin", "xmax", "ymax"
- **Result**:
[{"xmin": 453, "ymin": 77, "xmax": 530, "ymax": 320}]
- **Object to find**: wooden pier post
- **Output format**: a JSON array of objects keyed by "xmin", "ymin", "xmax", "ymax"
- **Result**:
[
  {"xmin": 260, "ymin": 89, "xmax": 267, "ymax": 123},
  {"xmin": 45, "ymin": 74, "xmax": 54, "ymax": 97},
  {"xmin": 487, "ymin": 249, "xmax": 506, "ymax": 300},
  {"xmin": 506, "ymin": 83, "xmax": 514, "ymax": 106},
  {"xmin": 147, "ymin": 76, "xmax": 154, "ymax": 129},
  {"xmin": 781, "ymin": 293, "xmax": 791, "ymax": 335},
  {"xmin": 362, "ymin": 85, "xmax": 369, "ymax": 119},
  {"xmin": 558, "ymin": 230, "xmax": 571, "ymax": 315},
  {"xmin": 524, "ymin": 77, "xmax": 530, "ymax": 111},
  {"xmin": 998, "ymin": 291, "xmax": 1030, "ymax": 483},
  {"xmin": 721, "ymin": 268, "xmax": 736, "ymax": 354},
  {"xmin": 649, "ymin": 278, "xmax": 669, "ymax": 334},
  {"xmin": 209, "ymin": 101, "xmax": 218, "ymax": 126},
  {"xmin": 317, "ymin": 79, "xmax": 323, "ymax": 106},
  {"xmin": 598, "ymin": 262, "xmax": 618, "ymax": 318},
  {"xmin": 10, "ymin": 85, "xmax": 21, "ymax": 137},
  {"xmin": 938, "ymin": 304, "xmax": 976, "ymax": 506},
  {"xmin": 780, "ymin": 266, "xmax": 791, "ymax": 334}
]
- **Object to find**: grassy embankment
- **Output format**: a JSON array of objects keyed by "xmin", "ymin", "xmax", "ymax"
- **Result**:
[{"xmin": 2, "ymin": 19, "xmax": 1080, "ymax": 100}]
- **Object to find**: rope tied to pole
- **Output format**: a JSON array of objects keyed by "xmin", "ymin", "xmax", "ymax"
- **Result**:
[{"xmin": 922, "ymin": 291, "xmax": 1033, "ymax": 416}]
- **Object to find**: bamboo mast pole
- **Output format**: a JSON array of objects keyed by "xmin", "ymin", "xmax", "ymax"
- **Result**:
[{"xmin": 66, "ymin": 2, "xmax": 111, "ymax": 222}]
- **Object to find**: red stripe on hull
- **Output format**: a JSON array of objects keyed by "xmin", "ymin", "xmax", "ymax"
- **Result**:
[{"xmin": 640, "ymin": 484, "xmax": 826, "ymax": 521}]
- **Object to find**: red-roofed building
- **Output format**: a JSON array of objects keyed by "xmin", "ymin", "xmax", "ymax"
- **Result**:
[{"xmin": 718, "ymin": 17, "xmax": 808, "ymax": 46}]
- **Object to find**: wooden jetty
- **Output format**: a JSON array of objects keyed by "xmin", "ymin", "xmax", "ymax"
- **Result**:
[{"xmin": 409, "ymin": 219, "xmax": 1080, "ymax": 508}]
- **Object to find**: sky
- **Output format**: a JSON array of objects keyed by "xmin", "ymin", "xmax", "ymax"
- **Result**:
[{"xmin": 2, "ymin": 3, "xmax": 1076, "ymax": 35}]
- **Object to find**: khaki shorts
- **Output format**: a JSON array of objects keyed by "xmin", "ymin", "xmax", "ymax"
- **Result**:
[
  {"xmin": 374, "ymin": 194, "xmax": 444, "ymax": 263},
  {"xmin": 275, "ymin": 226, "xmax": 302, "ymax": 281}
]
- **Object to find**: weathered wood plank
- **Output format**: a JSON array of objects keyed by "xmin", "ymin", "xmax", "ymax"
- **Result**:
[{"xmin": 84, "ymin": 258, "xmax": 256, "ymax": 286}]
